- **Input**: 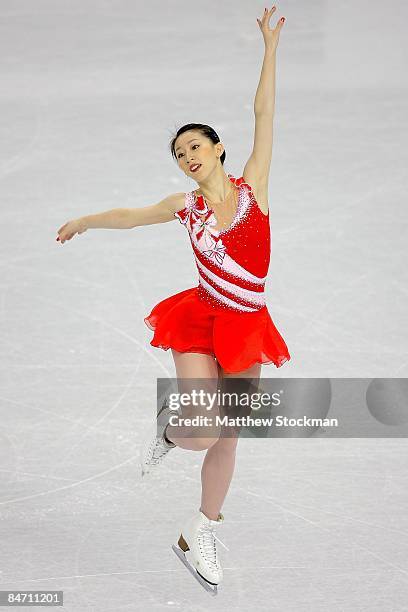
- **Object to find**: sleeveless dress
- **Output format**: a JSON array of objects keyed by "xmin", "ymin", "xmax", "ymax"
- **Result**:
[{"xmin": 144, "ymin": 174, "xmax": 290, "ymax": 373}]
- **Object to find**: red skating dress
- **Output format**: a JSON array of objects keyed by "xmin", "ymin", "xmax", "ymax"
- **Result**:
[{"xmin": 144, "ymin": 174, "xmax": 290, "ymax": 373}]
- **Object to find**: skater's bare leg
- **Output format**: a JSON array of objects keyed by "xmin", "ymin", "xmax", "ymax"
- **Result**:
[
  {"xmin": 166, "ymin": 350, "xmax": 221, "ymax": 451},
  {"xmin": 200, "ymin": 362, "xmax": 262, "ymax": 520}
]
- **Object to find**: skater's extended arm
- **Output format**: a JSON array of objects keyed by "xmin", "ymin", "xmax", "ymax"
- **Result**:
[
  {"xmin": 56, "ymin": 192, "xmax": 185, "ymax": 244},
  {"xmin": 243, "ymin": 8, "xmax": 285, "ymax": 191}
]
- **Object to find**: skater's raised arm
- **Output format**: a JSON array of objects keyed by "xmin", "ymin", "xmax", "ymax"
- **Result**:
[
  {"xmin": 56, "ymin": 192, "xmax": 185, "ymax": 244},
  {"xmin": 242, "ymin": 8, "xmax": 285, "ymax": 197}
]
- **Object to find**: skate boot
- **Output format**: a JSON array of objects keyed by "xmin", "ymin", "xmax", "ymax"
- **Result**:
[
  {"xmin": 172, "ymin": 510, "xmax": 228, "ymax": 595},
  {"xmin": 140, "ymin": 399, "xmax": 178, "ymax": 477}
]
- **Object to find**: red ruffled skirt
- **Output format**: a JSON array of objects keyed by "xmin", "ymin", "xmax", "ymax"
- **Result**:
[{"xmin": 144, "ymin": 286, "xmax": 290, "ymax": 374}]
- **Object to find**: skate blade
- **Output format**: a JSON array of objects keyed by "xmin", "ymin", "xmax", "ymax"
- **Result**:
[{"xmin": 171, "ymin": 545, "xmax": 218, "ymax": 596}]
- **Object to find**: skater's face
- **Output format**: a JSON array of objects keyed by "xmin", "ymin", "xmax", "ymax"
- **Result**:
[{"xmin": 174, "ymin": 131, "xmax": 224, "ymax": 179}]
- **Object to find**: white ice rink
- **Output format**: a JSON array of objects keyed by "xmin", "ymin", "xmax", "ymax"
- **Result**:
[{"xmin": 1, "ymin": 0, "xmax": 407, "ymax": 610}]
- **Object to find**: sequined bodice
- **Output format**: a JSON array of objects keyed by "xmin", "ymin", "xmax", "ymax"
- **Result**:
[{"xmin": 174, "ymin": 174, "xmax": 270, "ymax": 312}]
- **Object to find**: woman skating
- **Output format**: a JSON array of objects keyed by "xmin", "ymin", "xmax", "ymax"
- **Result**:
[{"xmin": 56, "ymin": 6, "xmax": 288, "ymax": 595}]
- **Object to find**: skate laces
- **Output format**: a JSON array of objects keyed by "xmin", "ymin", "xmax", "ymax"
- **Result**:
[{"xmin": 198, "ymin": 524, "xmax": 229, "ymax": 568}]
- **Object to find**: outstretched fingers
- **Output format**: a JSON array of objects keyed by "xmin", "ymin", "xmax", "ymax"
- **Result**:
[{"xmin": 257, "ymin": 6, "xmax": 285, "ymax": 31}]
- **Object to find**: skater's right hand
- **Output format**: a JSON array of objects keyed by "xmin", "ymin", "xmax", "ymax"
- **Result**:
[{"xmin": 56, "ymin": 218, "xmax": 88, "ymax": 244}]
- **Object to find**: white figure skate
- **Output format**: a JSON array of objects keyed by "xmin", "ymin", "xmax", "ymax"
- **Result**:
[
  {"xmin": 172, "ymin": 510, "xmax": 228, "ymax": 596},
  {"xmin": 140, "ymin": 399, "xmax": 178, "ymax": 477}
]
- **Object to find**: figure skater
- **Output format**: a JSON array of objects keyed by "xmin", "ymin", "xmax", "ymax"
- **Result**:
[{"xmin": 56, "ymin": 6, "xmax": 288, "ymax": 595}]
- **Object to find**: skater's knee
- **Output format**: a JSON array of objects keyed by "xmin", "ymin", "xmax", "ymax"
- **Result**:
[
  {"xmin": 190, "ymin": 437, "xmax": 220, "ymax": 451},
  {"xmin": 171, "ymin": 436, "xmax": 220, "ymax": 451}
]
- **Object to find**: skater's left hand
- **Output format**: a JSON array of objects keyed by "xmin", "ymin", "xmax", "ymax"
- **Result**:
[{"xmin": 256, "ymin": 6, "xmax": 285, "ymax": 53}]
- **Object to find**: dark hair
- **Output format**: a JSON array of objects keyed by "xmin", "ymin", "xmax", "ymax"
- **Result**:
[{"xmin": 169, "ymin": 123, "xmax": 226, "ymax": 165}]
